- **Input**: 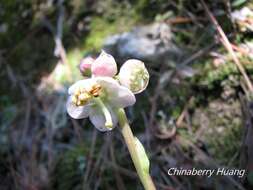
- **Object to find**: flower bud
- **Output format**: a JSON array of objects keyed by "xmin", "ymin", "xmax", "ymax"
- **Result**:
[
  {"xmin": 91, "ymin": 50, "xmax": 117, "ymax": 77},
  {"xmin": 79, "ymin": 56, "xmax": 94, "ymax": 77},
  {"xmin": 118, "ymin": 59, "xmax": 149, "ymax": 94},
  {"xmin": 134, "ymin": 137, "xmax": 150, "ymax": 173}
]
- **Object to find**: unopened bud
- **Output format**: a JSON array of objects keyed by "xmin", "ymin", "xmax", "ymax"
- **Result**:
[
  {"xmin": 79, "ymin": 56, "xmax": 94, "ymax": 77},
  {"xmin": 91, "ymin": 50, "xmax": 117, "ymax": 77}
]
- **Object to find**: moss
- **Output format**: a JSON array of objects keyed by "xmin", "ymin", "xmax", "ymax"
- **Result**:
[
  {"xmin": 78, "ymin": 0, "xmax": 141, "ymax": 52},
  {"xmin": 82, "ymin": 12, "xmax": 139, "ymax": 52},
  {"xmin": 192, "ymin": 57, "xmax": 253, "ymax": 92},
  {"xmin": 82, "ymin": 17, "xmax": 120, "ymax": 52}
]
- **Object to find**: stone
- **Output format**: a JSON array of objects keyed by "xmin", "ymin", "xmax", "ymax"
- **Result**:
[{"xmin": 103, "ymin": 22, "xmax": 182, "ymax": 66}]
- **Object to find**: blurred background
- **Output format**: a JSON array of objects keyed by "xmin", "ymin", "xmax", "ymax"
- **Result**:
[{"xmin": 0, "ymin": 0, "xmax": 253, "ymax": 189}]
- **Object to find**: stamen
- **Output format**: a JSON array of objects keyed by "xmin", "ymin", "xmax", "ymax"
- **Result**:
[
  {"xmin": 72, "ymin": 88, "xmax": 92, "ymax": 106},
  {"xmin": 72, "ymin": 84, "xmax": 102, "ymax": 106},
  {"xmin": 90, "ymin": 84, "xmax": 102, "ymax": 97}
]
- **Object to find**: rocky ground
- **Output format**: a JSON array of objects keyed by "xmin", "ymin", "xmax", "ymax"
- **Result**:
[{"xmin": 0, "ymin": 0, "xmax": 253, "ymax": 189}]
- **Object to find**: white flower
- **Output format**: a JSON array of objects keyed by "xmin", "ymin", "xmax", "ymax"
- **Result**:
[
  {"xmin": 91, "ymin": 50, "xmax": 117, "ymax": 77},
  {"xmin": 66, "ymin": 77, "xmax": 135, "ymax": 131},
  {"xmin": 118, "ymin": 59, "xmax": 149, "ymax": 94}
]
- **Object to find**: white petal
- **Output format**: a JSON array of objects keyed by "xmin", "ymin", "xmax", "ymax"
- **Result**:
[
  {"xmin": 66, "ymin": 97, "xmax": 90, "ymax": 119},
  {"xmin": 95, "ymin": 76, "xmax": 119, "ymax": 86},
  {"xmin": 96, "ymin": 77, "xmax": 136, "ymax": 108},
  {"xmin": 110, "ymin": 85, "xmax": 136, "ymax": 108},
  {"xmin": 68, "ymin": 78, "xmax": 96, "ymax": 95},
  {"xmin": 89, "ymin": 105, "xmax": 118, "ymax": 132}
]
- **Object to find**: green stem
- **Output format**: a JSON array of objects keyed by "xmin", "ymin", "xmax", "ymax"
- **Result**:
[
  {"xmin": 117, "ymin": 108, "xmax": 156, "ymax": 190},
  {"xmin": 94, "ymin": 97, "xmax": 113, "ymax": 129}
]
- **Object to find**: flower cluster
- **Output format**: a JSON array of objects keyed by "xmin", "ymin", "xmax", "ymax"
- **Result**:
[{"xmin": 67, "ymin": 50, "xmax": 149, "ymax": 131}]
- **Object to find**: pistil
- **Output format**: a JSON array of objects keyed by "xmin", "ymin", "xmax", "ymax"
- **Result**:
[{"xmin": 93, "ymin": 97, "xmax": 113, "ymax": 129}]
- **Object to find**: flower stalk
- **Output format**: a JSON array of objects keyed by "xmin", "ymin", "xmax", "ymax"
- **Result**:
[{"xmin": 117, "ymin": 108, "xmax": 156, "ymax": 190}]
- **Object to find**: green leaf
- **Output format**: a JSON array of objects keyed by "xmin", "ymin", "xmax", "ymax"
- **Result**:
[{"xmin": 232, "ymin": 0, "xmax": 247, "ymax": 7}]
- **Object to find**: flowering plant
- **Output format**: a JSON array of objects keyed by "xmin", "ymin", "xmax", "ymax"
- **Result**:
[{"xmin": 67, "ymin": 50, "xmax": 155, "ymax": 190}]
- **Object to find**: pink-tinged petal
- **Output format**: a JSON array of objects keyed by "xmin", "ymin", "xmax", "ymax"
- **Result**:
[
  {"xmin": 89, "ymin": 105, "xmax": 118, "ymax": 132},
  {"xmin": 91, "ymin": 50, "xmax": 117, "ymax": 77},
  {"xmin": 79, "ymin": 56, "xmax": 94, "ymax": 76},
  {"xmin": 68, "ymin": 78, "xmax": 96, "ymax": 95},
  {"xmin": 96, "ymin": 77, "xmax": 136, "ymax": 108},
  {"xmin": 66, "ymin": 97, "xmax": 90, "ymax": 119},
  {"xmin": 119, "ymin": 59, "xmax": 149, "ymax": 94}
]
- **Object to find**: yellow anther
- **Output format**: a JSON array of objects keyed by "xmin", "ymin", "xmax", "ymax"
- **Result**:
[
  {"xmin": 79, "ymin": 93, "xmax": 91, "ymax": 101},
  {"xmin": 90, "ymin": 84, "xmax": 102, "ymax": 97},
  {"xmin": 71, "ymin": 96, "xmax": 77, "ymax": 104},
  {"xmin": 72, "ymin": 85, "xmax": 102, "ymax": 106},
  {"xmin": 72, "ymin": 87, "xmax": 94, "ymax": 106}
]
